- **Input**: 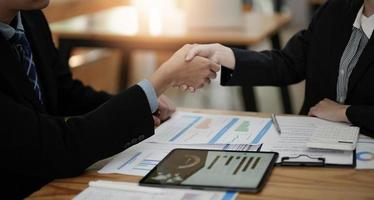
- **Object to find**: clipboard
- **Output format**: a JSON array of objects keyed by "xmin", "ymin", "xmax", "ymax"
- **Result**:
[{"xmin": 276, "ymin": 151, "xmax": 356, "ymax": 168}]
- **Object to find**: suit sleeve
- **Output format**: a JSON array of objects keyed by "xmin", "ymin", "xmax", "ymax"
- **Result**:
[
  {"xmin": 0, "ymin": 85, "xmax": 154, "ymax": 179},
  {"xmin": 221, "ymin": 1, "xmax": 330, "ymax": 87},
  {"xmin": 55, "ymin": 53, "xmax": 113, "ymax": 116}
]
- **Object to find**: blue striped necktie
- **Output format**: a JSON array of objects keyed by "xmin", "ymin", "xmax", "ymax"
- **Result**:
[{"xmin": 9, "ymin": 29, "xmax": 43, "ymax": 104}]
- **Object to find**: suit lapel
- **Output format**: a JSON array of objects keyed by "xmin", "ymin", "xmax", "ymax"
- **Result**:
[
  {"xmin": 0, "ymin": 35, "xmax": 42, "ymax": 109},
  {"xmin": 347, "ymin": 33, "xmax": 374, "ymax": 95}
]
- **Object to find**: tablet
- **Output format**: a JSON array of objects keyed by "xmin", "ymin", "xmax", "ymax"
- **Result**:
[{"xmin": 139, "ymin": 149, "xmax": 278, "ymax": 193}]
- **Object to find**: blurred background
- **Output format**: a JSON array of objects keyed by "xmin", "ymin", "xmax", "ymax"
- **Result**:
[{"xmin": 44, "ymin": 0, "xmax": 325, "ymax": 114}]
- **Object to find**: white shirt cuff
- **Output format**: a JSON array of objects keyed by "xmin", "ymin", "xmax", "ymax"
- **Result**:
[{"xmin": 137, "ymin": 79, "xmax": 158, "ymax": 113}]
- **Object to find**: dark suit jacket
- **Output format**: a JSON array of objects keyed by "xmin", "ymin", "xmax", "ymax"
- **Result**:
[
  {"xmin": 221, "ymin": 0, "xmax": 374, "ymax": 135},
  {"xmin": 0, "ymin": 11, "xmax": 154, "ymax": 199}
]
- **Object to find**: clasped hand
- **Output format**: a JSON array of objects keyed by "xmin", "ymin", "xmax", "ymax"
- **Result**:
[
  {"xmin": 149, "ymin": 44, "xmax": 234, "ymax": 94},
  {"xmin": 181, "ymin": 43, "xmax": 235, "ymax": 92}
]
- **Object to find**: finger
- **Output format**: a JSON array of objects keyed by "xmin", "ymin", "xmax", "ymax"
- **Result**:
[
  {"xmin": 169, "ymin": 105, "xmax": 176, "ymax": 115},
  {"xmin": 159, "ymin": 97, "xmax": 174, "ymax": 121},
  {"xmin": 181, "ymin": 84, "xmax": 188, "ymax": 91},
  {"xmin": 188, "ymin": 87, "xmax": 196, "ymax": 93},
  {"xmin": 210, "ymin": 55, "xmax": 219, "ymax": 64},
  {"xmin": 185, "ymin": 47, "xmax": 201, "ymax": 61},
  {"xmin": 158, "ymin": 101, "xmax": 168, "ymax": 120},
  {"xmin": 163, "ymin": 96, "xmax": 176, "ymax": 115},
  {"xmin": 308, "ymin": 106, "xmax": 318, "ymax": 116},
  {"xmin": 210, "ymin": 62, "xmax": 221, "ymax": 72},
  {"xmin": 208, "ymin": 71, "xmax": 217, "ymax": 79},
  {"xmin": 186, "ymin": 45, "xmax": 212, "ymax": 61},
  {"xmin": 199, "ymin": 78, "xmax": 210, "ymax": 85},
  {"xmin": 205, "ymin": 78, "xmax": 211, "ymax": 85},
  {"xmin": 308, "ymin": 110, "xmax": 316, "ymax": 117},
  {"xmin": 153, "ymin": 116, "xmax": 161, "ymax": 126}
]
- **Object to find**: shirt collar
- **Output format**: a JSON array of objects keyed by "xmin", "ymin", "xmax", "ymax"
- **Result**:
[
  {"xmin": 361, "ymin": 13, "xmax": 374, "ymax": 39},
  {"xmin": 0, "ymin": 12, "xmax": 24, "ymax": 40},
  {"xmin": 353, "ymin": 5, "xmax": 374, "ymax": 39}
]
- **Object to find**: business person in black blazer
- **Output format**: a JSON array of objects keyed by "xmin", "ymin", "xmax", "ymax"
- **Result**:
[
  {"xmin": 185, "ymin": 0, "xmax": 374, "ymax": 135},
  {"xmin": 0, "ymin": 1, "xmax": 220, "ymax": 199}
]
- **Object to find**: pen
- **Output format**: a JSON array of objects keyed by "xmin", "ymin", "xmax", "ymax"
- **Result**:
[{"xmin": 271, "ymin": 113, "xmax": 282, "ymax": 134}]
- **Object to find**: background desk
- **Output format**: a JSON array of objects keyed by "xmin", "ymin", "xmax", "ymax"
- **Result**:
[
  {"xmin": 50, "ymin": 8, "xmax": 292, "ymax": 113},
  {"xmin": 28, "ymin": 109, "xmax": 374, "ymax": 200}
]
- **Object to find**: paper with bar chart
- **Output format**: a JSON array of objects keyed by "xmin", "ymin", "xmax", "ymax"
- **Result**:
[
  {"xmin": 148, "ymin": 112, "xmax": 273, "ymax": 145},
  {"xmin": 99, "ymin": 142, "xmax": 261, "ymax": 176}
]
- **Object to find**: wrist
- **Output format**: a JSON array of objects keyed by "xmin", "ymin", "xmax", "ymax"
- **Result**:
[
  {"xmin": 220, "ymin": 46, "xmax": 235, "ymax": 70},
  {"xmin": 149, "ymin": 67, "xmax": 173, "ymax": 96},
  {"xmin": 339, "ymin": 105, "xmax": 350, "ymax": 123}
]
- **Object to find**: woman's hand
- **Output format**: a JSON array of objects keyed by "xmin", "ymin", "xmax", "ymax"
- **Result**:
[
  {"xmin": 308, "ymin": 98, "xmax": 350, "ymax": 123},
  {"xmin": 149, "ymin": 44, "xmax": 220, "ymax": 95},
  {"xmin": 185, "ymin": 43, "xmax": 236, "ymax": 70}
]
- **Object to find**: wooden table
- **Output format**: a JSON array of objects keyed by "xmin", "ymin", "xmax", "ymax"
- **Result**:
[
  {"xmin": 28, "ymin": 108, "xmax": 374, "ymax": 200},
  {"xmin": 50, "ymin": 7, "xmax": 293, "ymax": 113}
]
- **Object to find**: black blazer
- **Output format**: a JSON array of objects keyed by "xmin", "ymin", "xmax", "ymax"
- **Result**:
[
  {"xmin": 221, "ymin": 0, "xmax": 374, "ymax": 135},
  {"xmin": 0, "ymin": 11, "xmax": 154, "ymax": 199}
]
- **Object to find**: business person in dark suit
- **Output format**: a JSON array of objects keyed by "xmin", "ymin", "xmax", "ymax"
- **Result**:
[
  {"xmin": 0, "ymin": 0, "xmax": 220, "ymax": 199},
  {"xmin": 185, "ymin": 0, "xmax": 374, "ymax": 135}
]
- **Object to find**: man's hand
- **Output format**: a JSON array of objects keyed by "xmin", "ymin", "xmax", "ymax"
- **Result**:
[
  {"xmin": 149, "ymin": 44, "xmax": 220, "ymax": 95},
  {"xmin": 308, "ymin": 98, "xmax": 350, "ymax": 123},
  {"xmin": 185, "ymin": 43, "xmax": 236, "ymax": 70},
  {"xmin": 153, "ymin": 95, "xmax": 176, "ymax": 126}
]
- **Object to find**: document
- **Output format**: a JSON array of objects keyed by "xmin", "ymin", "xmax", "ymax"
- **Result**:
[
  {"xmin": 100, "ymin": 142, "xmax": 260, "ymax": 176},
  {"xmin": 101, "ymin": 113, "xmax": 354, "ymax": 176},
  {"xmin": 356, "ymin": 135, "xmax": 374, "ymax": 169},
  {"xmin": 73, "ymin": 180, "xmax": 237, "ymax": 200},
  {"xmin": 148, "ymin": 112, "xmax": 272, "ymax": 145},
  {"xmin": 260, "ymin": 116, "xmax": 353, "ymax": 165}
]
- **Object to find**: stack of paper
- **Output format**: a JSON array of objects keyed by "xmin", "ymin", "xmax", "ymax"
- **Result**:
[{"xmin": 260, "ymin": 116, "xmax": 354, "ymax": 165}]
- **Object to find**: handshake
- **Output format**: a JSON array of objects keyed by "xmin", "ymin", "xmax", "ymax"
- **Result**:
[{"xmin": 149, "ymin": 43, "xmax": 236, "ymax": 95}]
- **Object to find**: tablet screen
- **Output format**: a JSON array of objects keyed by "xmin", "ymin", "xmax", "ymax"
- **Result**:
[{"xmin": 139, "ymin": 149, "xmax": 278, "ymax": 192}]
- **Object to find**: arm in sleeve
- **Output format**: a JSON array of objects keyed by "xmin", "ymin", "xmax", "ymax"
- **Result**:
[
  {"xmin": 0, "ymin": 85, "xmax": 154, "ymax": 179},
  {"xmin": 54, "ymin": 48, "xmax": 113, "ymax": 116}
]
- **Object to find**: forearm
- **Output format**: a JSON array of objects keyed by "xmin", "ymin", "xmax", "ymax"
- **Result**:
[
  {"xmin": 222, "ymin": 45, "xmax": 307, "ymax": 87},
  {"xmin": 57, "ymin": 79, "xmax": 112, "ymax": 115},
  {"xmin": 149, "ymin": 65, "xmax": 173, "ymax": 97},
  {"xmin": 1, "ymin": 86, "xmax": 154, "ymax": 178}
]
